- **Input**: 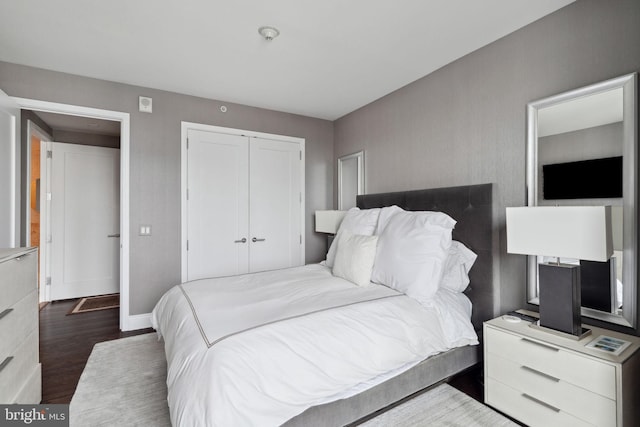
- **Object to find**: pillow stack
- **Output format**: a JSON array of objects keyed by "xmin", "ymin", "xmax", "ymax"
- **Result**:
[{"xmin": 326, "ymin": 205, "xmax": 477, "ymax": 304}]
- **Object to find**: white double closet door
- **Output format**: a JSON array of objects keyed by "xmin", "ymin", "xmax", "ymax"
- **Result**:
[{"xmin": 186, "ymin": 128, "xmax": 303, "ymax": 281}]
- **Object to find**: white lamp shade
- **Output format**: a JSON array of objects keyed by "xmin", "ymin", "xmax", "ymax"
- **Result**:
[
  {"xmin": 315, "ymin": 210, "xmax": 346, "ymax": 234},
  {"xmin": 506, "ymin": 206, "xmax": 613, "ymax": 262}
]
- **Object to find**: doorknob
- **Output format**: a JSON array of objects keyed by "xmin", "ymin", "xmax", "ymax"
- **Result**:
[
  {"xmin": 107, "ymin": 234, "xmax": 121, "ymax": 238},
  {"xmin": 234, "ymin": 238, "xmax": 247, "ymax": 243},
  {"xmin": 252, "ymin": 237, "xmax": 266, "ymax": 242}
]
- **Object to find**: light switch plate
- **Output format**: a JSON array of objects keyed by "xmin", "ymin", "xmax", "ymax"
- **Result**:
[{"xmin": 139, "ymin": 225, "xmax": 152, "ymax": 236}]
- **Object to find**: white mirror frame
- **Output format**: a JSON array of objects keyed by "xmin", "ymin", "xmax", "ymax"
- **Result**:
[
  {"xmin": 526, "ymin": 73, "xmax": 637, "ymax": 329},
  {"xmin": 338, "ymin": 151, "xmax": 364, "ymax": 210}
]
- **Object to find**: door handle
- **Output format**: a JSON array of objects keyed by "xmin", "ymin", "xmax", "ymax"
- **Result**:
[
  {"xmin": 234, "ymin": 238, "xmax": 247, "ymax": 243},
  {"xmin": 252, "ymin": 237, "xmax": 266, "ymax": 242},
  {"xmin": 107, "ymin": 234, "xmax": 121, "ymax": 238}
]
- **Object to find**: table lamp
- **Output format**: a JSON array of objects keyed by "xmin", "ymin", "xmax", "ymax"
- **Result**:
[
  {"xmin": 315, "ymin": 210, "xmax": 346, "ymax": 253},
  {"xmin": 315, "ymin": 210, "xmax": 346, "ymax": 234},
  {"xmin": 506, "ymin": 206, "xmax": 613, "ymax": 338}
]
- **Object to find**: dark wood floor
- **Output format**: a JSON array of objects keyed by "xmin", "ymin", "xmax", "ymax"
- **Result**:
[
  {"xmin": 448, "ymin": 365, "xmax": 483, "ymax": 401},
  {"xmin": 39, "ymin": 299, "xmax": 152, "ymax": 404},
  {"xmin": 39, "ymin": 299, "xmax": 483, "ymax": 405}
]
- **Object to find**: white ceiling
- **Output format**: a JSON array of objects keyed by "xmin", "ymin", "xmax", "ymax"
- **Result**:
[{"xmin": 1, "ymin": 0, "xmax": 574, "ymax": 120}]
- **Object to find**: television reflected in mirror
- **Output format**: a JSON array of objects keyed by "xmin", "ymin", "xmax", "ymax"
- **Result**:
[{"xmin": 543, "ymin": 156, "xmax": 622, "ymax": 200}]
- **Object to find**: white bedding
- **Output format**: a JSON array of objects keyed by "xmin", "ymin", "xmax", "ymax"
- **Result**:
[{"xmin": 151, "ymin": 263, "xmax": 478, "ymax": 427}]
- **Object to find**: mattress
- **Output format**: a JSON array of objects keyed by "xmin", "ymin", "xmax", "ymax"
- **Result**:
[{"xmin": 152, "ymin": 263, "xmax": 478, "ymax": 426}]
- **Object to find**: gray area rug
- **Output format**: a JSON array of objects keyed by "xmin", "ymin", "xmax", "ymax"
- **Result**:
[
  {"xmin": 70, "ymin": 334, "xmax": 517, "ymax": 426},
  {"xmin": 70, "ymin": 334, "xmax": 170, "ymax": 427},
  {"xmin": 359, "ymin": 383, "xmax": 518, "ymax": 427}
]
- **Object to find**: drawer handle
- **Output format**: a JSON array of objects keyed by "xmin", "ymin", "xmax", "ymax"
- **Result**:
[
  {"xmin": 521, "ymin": 338, "xmax": 559, "ymax": 352},
  {"xmin": 521, "ymin": 365, "xmax": 560, "ymax": 383},
  {"xmin": 522, "ymin": 393, "xmax": 560, "ymax": 413},
  {"xmin": 0, "ymin": 356, "xmax": 14, "ymax": 373},
  {"xmin": 0, "ymin": 308, "xmax": 13, "ymax": 320}
]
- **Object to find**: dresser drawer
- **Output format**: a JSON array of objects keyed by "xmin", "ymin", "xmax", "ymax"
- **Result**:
[
  {"xmin": 486, "ymin": 327, "xmax": 616, "ymax": 399},
  {"xmin": 0, "ymin": 290, "xmax": 38, "ymax": 360},
  {"xmin": 0, "ymin": 329, "xmax": 39, "ymax": 403},
  {"xmin": 0, "ymin": 250, "xmax": 37, "ymax": 311},
  {"xmin": 487, "ymin": 351, "xmax": 616, "ymax": 427},
  {"xmin": 12, "ymin": 363, "xmax": 41, "ymax": 404},
  {"xmin": 487, "ymin": 377, "xmax": 596, "ymax": 427}
]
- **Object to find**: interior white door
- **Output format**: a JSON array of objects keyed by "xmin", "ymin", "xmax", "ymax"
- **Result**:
[
  {"xmin": 187, "ymin": 130, "xmax": 249, "ymax": 280},
  {"xmin": 249, "ymin": 137, "xmax": 302, "ymax": 272},
  {"xmin": 50, "ymin": 142, "xmax": 120, "ymax": 300},
  {"xmin": 0, "ymin": 89, "xmax": 19, "ymax": 248}
]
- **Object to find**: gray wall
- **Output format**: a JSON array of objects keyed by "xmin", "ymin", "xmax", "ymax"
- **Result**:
[
  {"xmin": 22, "ymin": 109, "xmax": 53, "ymax": 136},
  {"xmin": 0, "ymin": 62, "xmax": 334, "ymax": 314},
  {"xmin": 52, "ymin": 130, "xmax": 121, "ymax": 149},
  {"xmin": 538, "ymin": 122, "xmax": 623, "ymax": 205},
  {"xmin": 334, "ymin": 0, "xmax": 640, "ymax": 316}
]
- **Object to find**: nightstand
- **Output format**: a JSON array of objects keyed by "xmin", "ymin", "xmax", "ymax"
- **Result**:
[{"xmin": 484, "ymin": 313, "xmax": 640, "ymax": 427}]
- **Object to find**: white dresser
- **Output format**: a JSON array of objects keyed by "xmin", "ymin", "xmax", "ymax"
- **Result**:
[
  {"xmin": 0, "ymin": 247, "xmax": 41, "ymax": 404},
  {"xmin": 484, "ymin": 314, "xmax": 640, "ymax": 427}
]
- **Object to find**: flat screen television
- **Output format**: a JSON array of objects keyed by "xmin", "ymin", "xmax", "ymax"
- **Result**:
[{"xmin": 542, "ymin": 156, "xmax": 623, "ymax": 200}]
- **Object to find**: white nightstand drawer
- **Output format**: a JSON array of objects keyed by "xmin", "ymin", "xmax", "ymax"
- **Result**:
[
  {"xmin": 0, "ymin": 290, "xmax": 38, "ymax": 360},
  {"xmin": 487, "ymin": 352, "xmax": 616, "ymax": 427},
  {"xmin": 0, "ymin": 250, "xmax": 37, "ymax": 311},
  {"xmin": 487, "ymin": 378, "xmax": 595, "ymax": 427},
  {"xmin": 0, "ymin": 329, "xmax": 39, "ymax": 403},
  {"xmin": 486, "ymin": 327, "xmax": 615, "ymax": 399}
]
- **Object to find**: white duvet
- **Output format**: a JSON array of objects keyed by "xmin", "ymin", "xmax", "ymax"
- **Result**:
[{"xmin": 151, "ymin": 264, "xmax": 478, "ymax": 427}]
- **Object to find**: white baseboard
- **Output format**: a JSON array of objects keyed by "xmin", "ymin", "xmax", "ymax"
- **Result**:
[{"xmin": 122, "ymin": 313, "xmax": 152, "ymax": 331}]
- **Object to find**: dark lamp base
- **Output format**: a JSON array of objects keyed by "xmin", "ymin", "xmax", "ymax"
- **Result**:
[{"xmin": 538, "ymin": 263, "xmax": 582, "ymax": 336}]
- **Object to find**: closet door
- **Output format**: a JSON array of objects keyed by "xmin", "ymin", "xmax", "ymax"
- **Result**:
[
  {"xmin": 249, "ymin": 138, "xmax": 303, "ymax": 272},
  {"xmin": 186, "ymin": 130, "xmax": 249, "ymax": 280}
]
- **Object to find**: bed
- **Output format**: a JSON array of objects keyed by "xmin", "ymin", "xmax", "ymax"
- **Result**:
[{"xmin": 152, "ymin": 183, "xmax": 494, "ymax": 426}]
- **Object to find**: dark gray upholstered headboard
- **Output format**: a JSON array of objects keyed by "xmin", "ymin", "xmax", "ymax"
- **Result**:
[{"xmin": 357, "ymin": 183, "xmax": 494, "ymax": 330}]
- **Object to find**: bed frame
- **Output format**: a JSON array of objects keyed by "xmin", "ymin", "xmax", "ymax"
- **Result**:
[{"xmin": 284, "ymin": 183, "xmax": 495, "ymax": 426}]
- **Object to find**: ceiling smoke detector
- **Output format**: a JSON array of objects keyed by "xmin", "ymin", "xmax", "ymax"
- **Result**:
[{"xmin": 258, "ymin": 26, "xmax": 280, "ymax": 41}]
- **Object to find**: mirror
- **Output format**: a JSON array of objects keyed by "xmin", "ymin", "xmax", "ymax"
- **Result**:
[
  {"xmin": 338, "ymin": 151, "xmax": 364, "ymax": 210},
  {"xmin": 526, "ymin": 73, "xmax": 637, "ymax": 329}
]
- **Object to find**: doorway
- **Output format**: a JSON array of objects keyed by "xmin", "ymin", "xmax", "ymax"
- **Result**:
[
  {"xmin": 15, "ymin": 97, "xmax": 132, "ymax": 330},
  {"xmin": 26, "ymin": 115, "xmax": 121, "ymax": 303}
]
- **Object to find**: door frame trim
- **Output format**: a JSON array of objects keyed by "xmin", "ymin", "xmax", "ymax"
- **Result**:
[
  {"xmin": 24, "ymin": 119, "xmax": 52, "ymax": 303},
  {"xmin": 180, "ymin": 122, "xmax": 306, "ymax": 282},
  {"xmin": 13, "ymin": 97, "xmax": 132, "ymax": 331}
]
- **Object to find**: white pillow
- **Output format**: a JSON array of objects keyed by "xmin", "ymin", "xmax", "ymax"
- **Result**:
[
  {"xmin": 332, "ymin": 231, "xmax": 379, "ymax": 287},
  {"xmin": 440, "ymin": 241, "xmax": 477, "ymax": 293},
  {"xmin": 430, "ymin": 288, "xmax": 479, "ymax": 347},
  {"xmin": 326, "ymin": 207, "xmax": 380, "ymax": 267},
  {"xmin": 375, "ymin": 205, "xmax": 404, "ymax": 234},
  {"xmin": 375, "ymin": 205, "xmax": 456, "ymax": 234},
  {"xmin": 371, "ymin": 209, "xmax": 455, "ymax": 304}
]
